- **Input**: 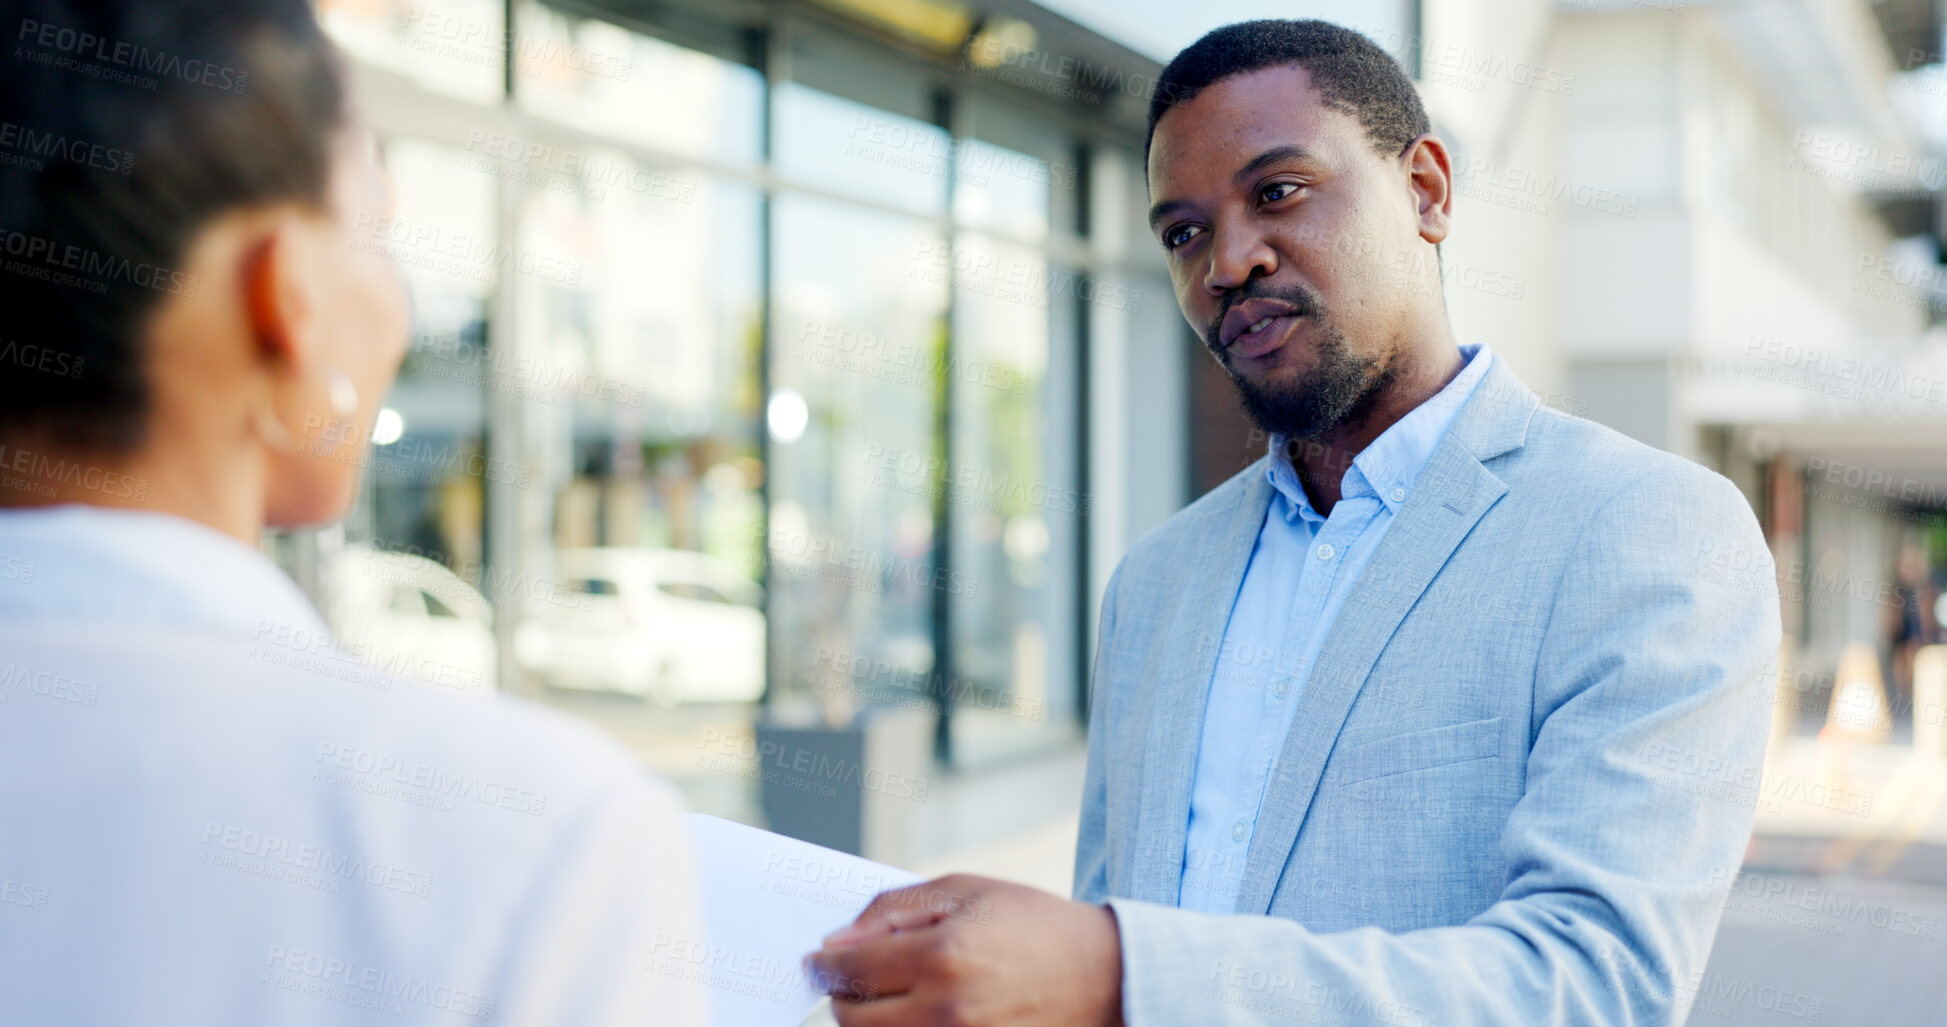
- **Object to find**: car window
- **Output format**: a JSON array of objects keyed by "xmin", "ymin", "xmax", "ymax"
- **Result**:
[
  {"xmin": 424, "ymin": 591, "xmax": 461, "ymax": 619},
  {"xmin": 566, "ymin": 577, "xmax": 622, "ymax": 597},
  {"xmin": 388, "ymin": 583, "xmax": 429, "ymax": 616},
  {"xmin": 657, "ymin": 581, "xmax": 731, "ymax": 604}
]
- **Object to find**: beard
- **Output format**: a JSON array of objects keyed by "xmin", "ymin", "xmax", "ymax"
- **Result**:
[{"xmin": 1208, "ymin": 285, "xmax": 1393, "ymax": 442}]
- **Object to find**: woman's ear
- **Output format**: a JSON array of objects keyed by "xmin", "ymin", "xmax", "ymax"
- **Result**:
[{"xmin": 240, "ymin": 220, "xmax": 321, "ymax": 371}]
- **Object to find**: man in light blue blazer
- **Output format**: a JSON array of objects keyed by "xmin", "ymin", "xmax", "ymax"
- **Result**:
[{"xmin": 809, "ymin": 20, "xmax": 1781, "ymax": 1026}]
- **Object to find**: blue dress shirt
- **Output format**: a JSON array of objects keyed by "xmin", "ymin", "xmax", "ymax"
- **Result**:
[{"xmin": 1177, "ymin": 342, "xmax": 1494, "ymax": 913}]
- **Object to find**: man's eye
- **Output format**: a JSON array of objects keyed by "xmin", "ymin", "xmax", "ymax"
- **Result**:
[
  {"xmin": 1262, "ymin": 182, "xmax": 1300, "ymax": 203},
  {"xmin": 1163, "ymin": 225, "xmax": 1200, "ymax": 250}
]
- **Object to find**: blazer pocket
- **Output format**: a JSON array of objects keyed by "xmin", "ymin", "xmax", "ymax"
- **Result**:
[{"xmin": 1331, "ymin": 716, "xmax": 1504, "ymax": 786}]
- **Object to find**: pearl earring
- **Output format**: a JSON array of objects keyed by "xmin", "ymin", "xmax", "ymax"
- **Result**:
[
  {"xmin": 253, "ymin": 405, "xmax": 299, "ymax": 452},
  {"xmin": 327, "ymin": 372, "xmax": 359, "ymax": 418}
]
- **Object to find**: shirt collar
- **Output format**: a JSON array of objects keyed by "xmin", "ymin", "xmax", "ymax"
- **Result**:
[
  {"xmin": 0, "ymin": 504, "xmax": 329, "ymax": 640},
  {"xmin": 1266, "ymin": 343, "xmax": 1494, "ymax": 523}
]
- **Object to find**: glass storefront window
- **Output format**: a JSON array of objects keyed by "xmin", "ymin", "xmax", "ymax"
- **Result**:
[
  {"xmin": 481, "ymin": 148, "xmax": 767, "ymax": 816},
  {"xmin": 951, "ymin": 137, "xmax": 1054, "ymax": 241},
  {"xmin": 328, "ymin": 137, "xmax": 498, "ymax": 696},
  {"xmin": 302, "ymin": 5, "xmax": 1158, "ymax": 779},
  {"xmin": 952, "ymin": 92, "xmax": 1078, "ymax": 243},
  {"xmin": 318, "ymin": 0, "xmax": 507, "ymax": 104},
  {"xmin": 773, "ymin": 83, "xmax": 951, "ymax": 216},
  {"xmin": 514, "ymin": 4, "xmax": 764, "ymax": 167},
  {"xmin": 768, "ymin": 195, "xmax": 950, "ymax": 725},
  {"xmin": 507, "ymin": 162, "xmax": 765, "ymax": 689},
  {"xmin": 945, "ymin": 232, "xmax": 1082, "ymax": 762}
]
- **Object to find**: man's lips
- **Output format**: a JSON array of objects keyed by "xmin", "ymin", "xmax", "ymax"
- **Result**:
[
  {"xmin": 1219, "ymin": 298, "xmax": 1308, "ymax": 351},
  {"xmin": 1227, "ymin": 315, "xmax": 1301, "ymax": 361}
]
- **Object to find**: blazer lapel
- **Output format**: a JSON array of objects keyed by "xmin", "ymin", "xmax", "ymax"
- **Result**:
[
  {"xmin": 1128, "ymin": 463, "xmax": 1274, "ymax": 905},
  {"xmin": 1232, "ymin": 356, "xmax": 1540, "ymax": 915}
]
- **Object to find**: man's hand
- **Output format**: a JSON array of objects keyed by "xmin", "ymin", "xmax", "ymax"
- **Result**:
[{"xmin": 804, "ymin": 873, "xmax": 1125, "ymax": 1027}]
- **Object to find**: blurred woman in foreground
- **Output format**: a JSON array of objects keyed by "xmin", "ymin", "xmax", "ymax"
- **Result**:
[{"xmin": 0, "ymin": 2, "xmax": 706, "ymax": 1022}]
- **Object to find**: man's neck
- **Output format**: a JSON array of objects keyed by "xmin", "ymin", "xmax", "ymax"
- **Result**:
[{"xmin": 1290, "ymin": 343, "xmax": 1468, "ymax": 517}]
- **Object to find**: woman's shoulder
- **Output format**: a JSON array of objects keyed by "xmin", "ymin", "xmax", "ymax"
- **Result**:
[{"xmin": 0, "ymin": 618, "xmax": 672, "ymax": 826}]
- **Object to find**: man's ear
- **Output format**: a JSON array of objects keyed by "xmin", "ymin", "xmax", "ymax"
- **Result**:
[
  {"xmin": 240, "ymin": 223, "xmax": 318, "ymax": 370},
  {"xmin": 1402, "ymin": 134, "xmax": 1454, "ymax": 247}
]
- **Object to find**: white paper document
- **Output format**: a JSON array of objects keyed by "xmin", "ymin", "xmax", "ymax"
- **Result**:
[{"xmin": 668, "ymin": 814, "xmax": 923, "ymax": 1027}]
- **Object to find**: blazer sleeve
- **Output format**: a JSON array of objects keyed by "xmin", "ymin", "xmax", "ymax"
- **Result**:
[
  {"xmin": 1073, "ymin": 558, "xmax": 1126, "ymax": 904},
  {"xmin": 1104, "ymin": 462, "xmax": 1782, "ymax": 1027}
]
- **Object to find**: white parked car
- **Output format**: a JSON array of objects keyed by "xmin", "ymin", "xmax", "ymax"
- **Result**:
[
  {"xmin": 513, "ymin": 547, "xmax": 765, "ymax": 705},
  {"xmin": 323, "ymin": 545, "xmax": 498, "ymax": 696}
]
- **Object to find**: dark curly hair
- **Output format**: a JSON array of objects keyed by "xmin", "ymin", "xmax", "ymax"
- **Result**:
[{"xmin": 1146, "ymin": 19, "xmax": 1430, "ymax": 164}]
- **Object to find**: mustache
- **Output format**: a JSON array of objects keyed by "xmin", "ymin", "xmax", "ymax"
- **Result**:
[{"xmin": 1206, "ymin": 283, "xmax": 1323, "ymax": 352}]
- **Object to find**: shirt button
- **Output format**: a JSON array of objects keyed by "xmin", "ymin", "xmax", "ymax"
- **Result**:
[
  {"xmin": 1231, "ymin": 821, "xmax": 1248, "ymax": 843},
  {"xmin": 1390, "ymin": 487, "xmax": 1406, "ymax": 503},
  {"xmin": 1273, "ymin": 680, "xmax": 1290, "ymax": 699},
  {"xmin": 1316, "ymin": 543, "xmax": 1335, "ymax": 560}
]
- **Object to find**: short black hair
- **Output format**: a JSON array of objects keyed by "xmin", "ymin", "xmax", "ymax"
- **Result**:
[
  {"xmin": 1146, "ymin": 19, "xmax": 1430, "ymax": 166},
  {"xmin": 0, "ymin": 0, "xmax": 345, "ymax": 452}
]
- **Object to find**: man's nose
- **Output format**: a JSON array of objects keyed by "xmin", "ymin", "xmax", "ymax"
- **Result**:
[{"xmin": 1204, "ymin": 228, "xmax": 1278, "ymax": 296}]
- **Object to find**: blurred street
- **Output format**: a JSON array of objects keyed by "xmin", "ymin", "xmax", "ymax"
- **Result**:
[{"xmin": 1693, "ymin": 737, "xmax": 1947, "ymax": 1026}]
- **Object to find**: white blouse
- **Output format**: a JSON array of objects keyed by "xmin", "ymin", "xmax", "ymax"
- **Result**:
[{"xmin": 0, "ymin": 505, "xmax": 710, "ymax": 1025}]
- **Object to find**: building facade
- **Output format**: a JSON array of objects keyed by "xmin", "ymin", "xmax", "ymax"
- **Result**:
[
  {"xmin": 298, "ymin": 0, "xmax": 1947, "ymax": 862},
  {"xmin": 296, "ymin": 0, "xmax": 1218, "ymax": 859}
]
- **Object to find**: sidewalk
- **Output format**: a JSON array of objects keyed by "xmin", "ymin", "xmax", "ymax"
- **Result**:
[
  {"xmin": 1747, "ymin": 734, "xmax": 1947, "ymax": 884},
  {"xmin": 1696, "ymin": 734, "xmax": 1947, "ymax": 1025},
  {"xmin": 902, "ymin": 733, "xmax": 1947, "ymax": 889}
]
